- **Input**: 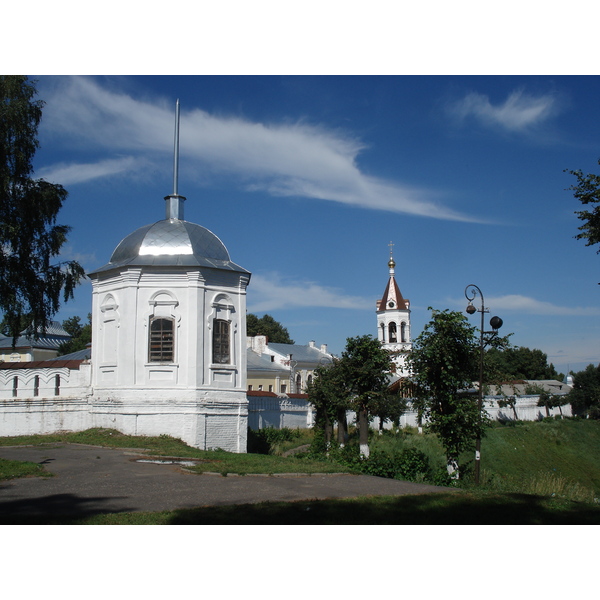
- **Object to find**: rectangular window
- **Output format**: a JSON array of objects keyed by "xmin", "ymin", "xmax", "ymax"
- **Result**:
[
  {"xmin": 12, "ymin": 376, "xmax": 18, "ymax": 398},
  {"xmin": 54, "ymin": 374, "xmax": 60, "ymax": 396},
  {"xmin": 149, "ymin": 318, "xmax": 174, "ymax": 363},
  {"xmin": 212, "ymin": 319, "xmax": 230, "ymax": 364},
  {"xmin": 33, "ymin": 375, "xmax": 39, "ymax": 397}
]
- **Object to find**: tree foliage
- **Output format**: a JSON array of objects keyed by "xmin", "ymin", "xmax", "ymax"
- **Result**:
[
  {"xmin": 306, "ymin": 359, "xmax": 349, "ymax": 450},
  {"xmin": 407, "ymin": 308, "xmax": 483, "ymax": 476},
  {"xmin": 306, "ymin": 335, "xmax": 394, "ymax": 457},
  {"xmin": 341, "ymin": 335, "xmax": 394, "ymax": 457},
  {"xmin": 567, "ymin": 363, "xmax": 600, "ymax": 419},
  {"xmin": 565, "ymin": 159, "xmax": 600, "ymax": 254},
  {"xmin": 247, "ymin": 313, "xmax": 294, "ymax": 344},
  {"xmin": 0, "ymin": 76, "xmax": 84, "ymax": 343},
  {"xmin": 57, "ymin": 314, "xmax": 92, "ymax": 356},
  {"xmin": 486, "ymin": 346, "xmax": 564, "ymax": 382}
]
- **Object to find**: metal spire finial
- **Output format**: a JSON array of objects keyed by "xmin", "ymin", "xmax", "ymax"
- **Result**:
[
  {"xmin": 173, "ymin": 98, "xmax": 180, "ymax": 196},
  {"xmin": 164, "ymin": 99, "xmax": 186, "ymax": 220}
]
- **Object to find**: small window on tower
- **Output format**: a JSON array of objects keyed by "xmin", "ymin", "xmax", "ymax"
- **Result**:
[
  {"xmin": 401, "ymin": 321, "xmax": 407, "ymax": 343},
  {"xmin": 389, "ymin": 322, "xmax": 397, "ymax": 343},
  {"xmin": 149, "ymin": 318, "xmax": 175, "ymax": 363},
  {"xmin": 213, "ymin": 319, "xmax": 230, "ymax": 364}
]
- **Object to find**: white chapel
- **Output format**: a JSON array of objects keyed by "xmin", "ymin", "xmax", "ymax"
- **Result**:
[
  {"xmin": 376, "ymin": 245, "xmax": 411, "ymax": 376},
  {"xmin": 85, "ymin": 103, "xmax": 251, "ymax": 452}
]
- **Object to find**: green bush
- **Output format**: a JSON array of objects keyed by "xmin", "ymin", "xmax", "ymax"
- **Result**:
[
  {"xmin": 324, "ymin": 445, "xmax": 433, "ymax": 483},
  {"xmin": 247, "ymin": 427, "xmax": 302, "ymax": 454}
]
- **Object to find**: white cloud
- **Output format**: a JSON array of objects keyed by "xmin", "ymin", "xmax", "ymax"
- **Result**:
[
  {"xmin": 451, "ymin": 293, "xmax": 600, "ymax": 316},
  {"xmin": 487, "ymin": 294, "xmax": 600, "ymax": 316},
  {"xmin": 449, "ymin": 89, "xmax": 558, "ymax": 132},
  {"xmin": 247, "ymin": 273, "xmax": 372, "ymax": 312},
  {"xmin": 39, "ymin": 76, "xmax": 483, "ymax": 223},
  {"xmin": 37, "ymin": 156, "xmax": 140, "ymax": 185}
]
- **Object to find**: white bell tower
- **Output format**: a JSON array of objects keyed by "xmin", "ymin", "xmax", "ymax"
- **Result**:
[{"xmin": 376, "ymin": 242, "xmax": 411, "ymax": 376}]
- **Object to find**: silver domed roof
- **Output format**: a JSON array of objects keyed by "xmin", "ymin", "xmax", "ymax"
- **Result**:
[{"xmin": 89, "ymin": 219, "xmax": 249, "ymax": 276}]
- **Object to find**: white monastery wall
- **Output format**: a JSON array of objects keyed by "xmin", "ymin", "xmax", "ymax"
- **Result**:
[
  {"xmin": 247, "ymin": 395, "xmax": 314, "ymax": 430},
  {"xmin": 0, "ymin": 385, "xmax": 574, "ymax": 447}
]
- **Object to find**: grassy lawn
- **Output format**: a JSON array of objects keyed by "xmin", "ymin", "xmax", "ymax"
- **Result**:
[
  {"xmin": 0, "ymin": 457, "xmax": 52, "ymax": 481},
  {"xmin": 477, "ymin": 419, "xmax": 600, "ymax": 496}
]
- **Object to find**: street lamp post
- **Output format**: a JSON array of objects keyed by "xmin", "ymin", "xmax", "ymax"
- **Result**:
[{"xmin": 464, "ymin": 284, "xmax": 503, "ymax": 485}]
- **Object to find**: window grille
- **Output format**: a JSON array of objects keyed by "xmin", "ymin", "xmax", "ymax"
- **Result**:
[
  {"xmin": 149, "ymin": 318, "xmax": 174, "ymax": 362},
  {"xmin": 212, "ymin": 319, "xmax": 230, "ymax": 364}
]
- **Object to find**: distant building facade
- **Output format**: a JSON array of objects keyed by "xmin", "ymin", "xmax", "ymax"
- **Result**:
[
  {"xmin": 247, "ymin": 336, "xmax": 333, "ymax": 394},
  {"xmin": 0, "ymin": 322, "xmax": 71, "ymax": 363}
]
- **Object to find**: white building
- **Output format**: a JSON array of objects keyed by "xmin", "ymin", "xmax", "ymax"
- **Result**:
[
  {"xmin": 0, "ymin": 105, "xmax": 251, "ymax": 452},
  {"xmin": 376, "ymin": 248, "xmax": 411, "ymax": 376},
  {"xmin": 84, "ymin": 187, "xmax": 251, "ymax": 451},
  {"xmin": 0, "ymin": 322, "xmax": 71, "ymax": 363},
  {"xmin": 247, "ymin": 336, "xmax": 332, "ymax": 394}
]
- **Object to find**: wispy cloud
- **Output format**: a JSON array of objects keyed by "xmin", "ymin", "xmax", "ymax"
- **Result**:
[
  {"xmin": 487, "ymin": 294, "xmax": 600, "ymax": 316},
  {"xmin": 40, "ymin": 76, "xmax": 483, "ymax": 223},
  {"xmin": 448, "ymin": 89, "xmax": 559, "ymax": 132},
  {"xmin": 449, "ymin": 293, "xmax": 600, "ymax": 316},
  {"xmin": 38, "ymin": 156, "xmax": 140, "ymax": 185},
  {"xmin": 247, "ymin": 272, "xmax": 372, "ymax": 312}
]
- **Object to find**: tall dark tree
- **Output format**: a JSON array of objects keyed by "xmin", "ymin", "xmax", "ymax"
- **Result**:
[
  {"xmin": 306, "ymin": 359, "xmax": 349, "ymax": 450},
  {"xmin": 340, "ymin": 335, "xmax": 393, "ymax": 458},
  {"xmin": 567, "ymin": 363, "xmax": 600, "ymax": 419},
  {"xmin": 486, "ymin": 346, "xmax": 563, "ymax": 382},
  {"xmin": 57, "ymin": 313, "xmax": 92, "ymax": 356},
  {"xmin": 247, "ymin": 313, "xmax": 294, "ymax": 344},
  {"xmin": 565, "ymin": 159, "xmax": 600, "ymax": 256},
  {"xmin": 408, "ymin": 309, "xmax": 482, "ymax": 479},
  {"xmin": 0, "ymin": 76, "xmax": 84, "ymax": 343},
  {"xmin": 371, "ymin": 388, "xmax": 408, "ymax": 434}
]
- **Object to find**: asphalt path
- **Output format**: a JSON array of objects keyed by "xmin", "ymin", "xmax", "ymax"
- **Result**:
[{"xmin": 0, "ymin": 443, "xmax": 453, "ymax": 520}]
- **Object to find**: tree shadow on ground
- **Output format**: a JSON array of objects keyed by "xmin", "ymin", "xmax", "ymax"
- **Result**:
[
  {"xmin": 166, "ymin": 492, "xmax": 600, "ymax": 525},
  {"xmin": 0, "ymin": 493, "xmax": 134, "ymax": 525}
]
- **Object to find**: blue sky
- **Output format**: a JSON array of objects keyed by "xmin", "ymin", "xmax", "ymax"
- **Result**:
[{"xmin": 31, "ymin": 75, "xmax": 600, "ymax": 375}]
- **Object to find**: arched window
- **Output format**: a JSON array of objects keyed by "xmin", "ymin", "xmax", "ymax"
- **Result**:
[
  {"xmin": 213, "ymin": 319, "xmax": 230, "ymax": 364},
  {"xmin": 389, "ymin": 321, "xmax": 397, "ymax": 343},
  {"xmin": 307, "ymin": 374, "xmax": 313, "ymax": 386},
  {"xmin": 380, "ymin": 323, "xmax": 386, "ymax": 342},
  {"xmin": 296, "ymin": 373, "xmax": 302, "ymax": 393},
  {"xmin": 149, "ymin": 318, "xmax": 174, "ymax": 363},
  {"xmin": 401, "ymin": 321, "xmax": 407, "ymax": 343}
]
